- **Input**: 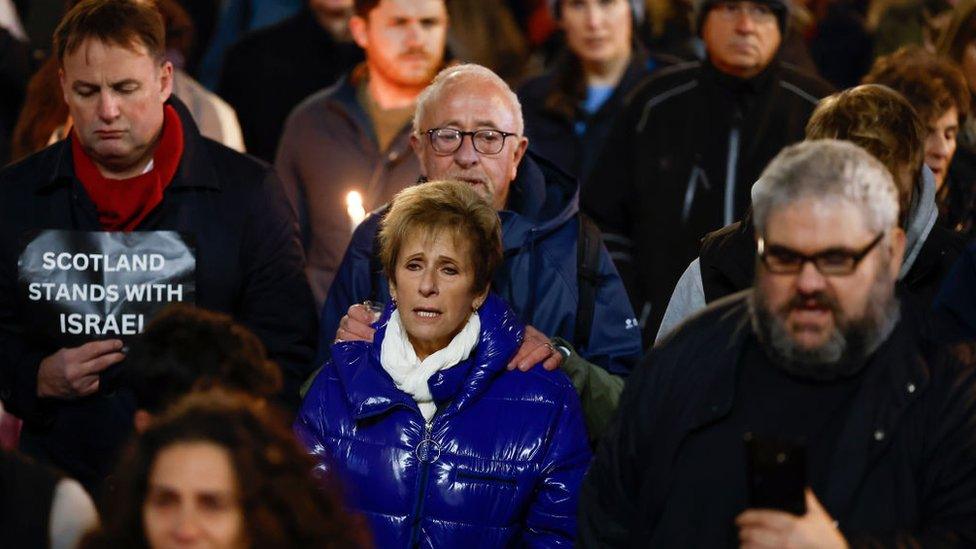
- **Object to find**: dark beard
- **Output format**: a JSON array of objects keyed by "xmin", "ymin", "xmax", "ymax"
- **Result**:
[{"xmin": 749, "ymin": 271, "xmax": 901, "ymax": 381}]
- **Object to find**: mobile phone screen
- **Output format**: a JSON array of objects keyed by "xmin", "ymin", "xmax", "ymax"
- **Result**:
[{"xmin": 744, "ymin": 432, "xmax": 807, "ymax": 516}]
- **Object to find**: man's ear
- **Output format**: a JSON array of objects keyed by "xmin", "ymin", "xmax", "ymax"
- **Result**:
[
  {"xmin": 410, "ymin": 132, "xmax": 424, "ymax": 161},
  {"xmin": 158, "ymin": 60, "xmax": 174, "ymax": 103},
  {"xmin": 349, "ymin": 15, "xmax": 369, "ymax": 50},
  {"xmin": 133, "ymin": 409, "xmax": 154, "ymax": 433},
  {"xmin": 508, "ymin": 136, "xmax": 529, "ymax": 183},
  {"xmin": 59, "ymin": 67, "xmax": 69, "ymax": 104}
]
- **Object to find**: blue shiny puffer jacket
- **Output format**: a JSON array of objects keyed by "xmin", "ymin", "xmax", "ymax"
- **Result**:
[{"xmin": 295, "ymin": 293, "xmax": 591, "ymax": 547}]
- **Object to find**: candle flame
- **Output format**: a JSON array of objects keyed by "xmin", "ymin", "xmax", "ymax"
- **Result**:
[{"xmin": 346, "ymin": 191, "xmax": 367, "ymax": 228}]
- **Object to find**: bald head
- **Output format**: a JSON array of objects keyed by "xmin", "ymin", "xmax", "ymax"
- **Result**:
[
  {"xmin": 413, "ymin": 64, "xmax": 524, "ymax": 135},
  {"xmin": 410, "ymin": 64, "xmax": 529, "ymax": 210}
]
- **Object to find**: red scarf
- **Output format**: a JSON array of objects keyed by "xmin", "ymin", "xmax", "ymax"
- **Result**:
[{"xmin": 72, "ymin": 105, "xmax": 184, "ymax": 231}]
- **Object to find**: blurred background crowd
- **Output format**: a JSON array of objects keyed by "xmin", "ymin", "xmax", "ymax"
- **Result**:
[{"xmin": 3, "ymin": 0, "xmax": 976, "ymax": 547}]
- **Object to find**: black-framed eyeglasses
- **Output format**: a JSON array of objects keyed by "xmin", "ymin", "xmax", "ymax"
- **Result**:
[
  {"xmin": 424, "ymin": 128, "xmax": 519, "ymax": 155},
  {"xmin": 757, "ymin": 232, "xmax": 885, "ymax": 276}
]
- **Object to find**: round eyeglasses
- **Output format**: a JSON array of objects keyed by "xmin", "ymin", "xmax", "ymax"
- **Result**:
[{"xmin": 424, "ymin": 128, "xmax": 519, "ymax": 155}]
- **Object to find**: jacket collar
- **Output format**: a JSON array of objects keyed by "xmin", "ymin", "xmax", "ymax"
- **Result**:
[
  {"xmin": 322, "ymin": 67, "xmax": 416, "ymax": 154},
  {"xmin": 324, "ymin": 69, "xmax": 377, "ymax": 141},
  {"xmin": 536, "ymin": 45, "xmax": 652, "ymax": 123},
  {"xmin": 499, "ymin": 150, "xmax": 581, "ymax": 250},
  {"xmin": 701, "ymin": 55, "xmax": 778, "ymax": 97},
  {"xmin": 34, "ymin": 95, "xmax": 220, "ymax": 194},
  {"xmin": 691, "ymin": 292, "xmax": 930, "ymax": 427},
  {"xmin": 901, "ymin": 166, "xmax": 939, "ymax": 278},
  {"xmin": 332, "ymin": 293, "xmax": 524, "ymax": 421}
]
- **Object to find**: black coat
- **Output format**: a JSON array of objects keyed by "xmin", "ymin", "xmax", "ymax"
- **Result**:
[
  {"xmin": 217, "ymin": 8, "xmax": 363, "ymax": 162},
  {"xmin": 0, "ymin": 97, "xmax": 317, "ymax": 489},
  {"xmin": 579, "ymin": 291, "xmax": 976, "ymax": 547},
  {"xmin": 0, "ymin": 450, "xmax": 60, "ymax": 549},
  {"xmin": 582, "ymin": 59, "xmax": 833, "ymax": 344},
  {"xmin": 580, "ymin": 61, "xmax": 831, "ymax": 341}
]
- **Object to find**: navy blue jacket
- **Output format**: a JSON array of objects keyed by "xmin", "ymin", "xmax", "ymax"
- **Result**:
[
  {"xmin": 934, "ymin": 240, "xmax": 976, "ymax": 340},
  {"xmin": 296, "ymin": 293, "xmax": 590, "ymax": 547},
  {"xmin": 0, "ymin": 97, "xmax": 317, "ymax": 489},
  {"xmin": 318, "ymin": 151, "xmax": 642, "ymax": 375}
]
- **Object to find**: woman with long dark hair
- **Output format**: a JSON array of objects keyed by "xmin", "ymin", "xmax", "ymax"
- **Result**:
[
  {"xmin": 81, "ymin": 390, "xmax": 369, "ymax": 548},
  {"xmin": 517, "ymin": 0, "xmax": 662, "ymax": 183}
]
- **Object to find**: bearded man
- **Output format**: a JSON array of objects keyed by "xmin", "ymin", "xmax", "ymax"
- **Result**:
[
  {"xmin": 578, "ymin": 139, "xmax": 976, "ymax": 547},
  {"xmin": 276, "ymin": 0, "xmax": 449, "ymax": 307}
]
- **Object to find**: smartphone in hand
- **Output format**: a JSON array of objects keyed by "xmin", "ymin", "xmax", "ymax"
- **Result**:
[{"xmin": 744, "ymin": 432, "xmax": 807, "ymax": 516}]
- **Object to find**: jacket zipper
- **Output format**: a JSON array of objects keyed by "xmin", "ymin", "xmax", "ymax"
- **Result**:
[
  {"xmin": 408, "ymin": 418, "xmax": 436, "ymax": 548},
  {"xmin": 724, "ymin": 126, "xmax": 740, "ymax": 226}
]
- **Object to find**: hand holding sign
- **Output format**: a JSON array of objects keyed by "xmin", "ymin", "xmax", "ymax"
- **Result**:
[{"xmin": 37, "ymin": 339, "xmax": 126, "ymax": 399}]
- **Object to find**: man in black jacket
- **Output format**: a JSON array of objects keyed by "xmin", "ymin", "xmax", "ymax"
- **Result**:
[
  {"xmin": 583, "ymin": 0, "xmax": 833, "ymax": 343},
  {"xmin": 0, "ymin": 0, "xmax": 316, "ymax": 491},
  {"xmin": 579, "ymin": 140, "xmax": 976, "ymax": 547}
]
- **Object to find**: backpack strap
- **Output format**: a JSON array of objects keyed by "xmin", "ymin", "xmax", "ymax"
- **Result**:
[{"xmin": 575, "ymin": 213, "xmax": 602, "ymax": 348}]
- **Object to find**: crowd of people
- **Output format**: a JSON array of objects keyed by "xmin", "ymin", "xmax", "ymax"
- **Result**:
[{"xmin": 1, "ymin": 0, "xmax": 976, "ymax": 547}]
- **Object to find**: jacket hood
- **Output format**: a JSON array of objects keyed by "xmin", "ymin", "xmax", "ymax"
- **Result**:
[
  {"xmin": 331, "ymin": 293, "xmax": 524, "ymax": 421},
  {"xmin": 902, "ymin": 166, "xmax": 939, "ymax": 278},
  {"xmin": 500, "ymin": 150, "xmax": 580, "ymax": 252}
]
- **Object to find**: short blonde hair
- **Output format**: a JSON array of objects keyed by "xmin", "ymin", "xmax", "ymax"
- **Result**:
[{"xmin": 379, "ymin": 180, "xmax": 503, "ymax": 294}]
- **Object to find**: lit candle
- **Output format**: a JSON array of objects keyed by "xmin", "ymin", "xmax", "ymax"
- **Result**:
[{"xmin": 346, "ymin": 190, "xmax": 367, "ymax": 232}]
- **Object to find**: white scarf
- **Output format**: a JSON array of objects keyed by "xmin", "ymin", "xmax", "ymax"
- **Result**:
[{"xmin": 380, "ymin": 310, "xmax": 481, "ymax": 421}]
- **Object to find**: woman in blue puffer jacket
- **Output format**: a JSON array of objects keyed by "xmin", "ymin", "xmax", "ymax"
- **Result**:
[{"xmin": 295, "ymin": 180, "xmax": 590, "ymax": 547}]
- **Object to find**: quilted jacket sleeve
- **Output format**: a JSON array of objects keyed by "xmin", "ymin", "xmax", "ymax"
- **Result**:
[
  {"xmin": 522, "ymin": 380, "xmax": 592, "ymax": 547},
  {"xmin": 293, "ymin": 366, "xmax": 335, "ymax": 478}
]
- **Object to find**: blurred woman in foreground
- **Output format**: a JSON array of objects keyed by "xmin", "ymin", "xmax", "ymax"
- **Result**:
[{"xmin": 82, "ymin": 391, "xmax": 367, "ymax": 548}]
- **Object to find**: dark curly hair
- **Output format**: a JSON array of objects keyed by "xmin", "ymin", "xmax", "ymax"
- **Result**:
[
  {"xmin": 862, "ymin": 46, "xmax": 971, "ymax": 127},
  {"xmin": 80, "ymin": 391, "xmax": 371, "ymax": 548},
  {"xmin": 123, "ymin": 304, "xmax": 282, "ymax": 414}
]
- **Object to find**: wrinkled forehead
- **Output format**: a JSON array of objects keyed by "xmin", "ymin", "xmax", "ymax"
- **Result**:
[
  {"xmin": 422, "ymin": 80, "xmax": 519, "ymax": 130},
  {"xmin": 61, "ymin": 37, "xmax": 158, "ymax": 72},
  {"xmin": 763, "ymin": 197, "xmax": 873, "ymax": 249},
  {"xmin": 399, "ymin": 224, "xmax": 472, "ymax": 260}
]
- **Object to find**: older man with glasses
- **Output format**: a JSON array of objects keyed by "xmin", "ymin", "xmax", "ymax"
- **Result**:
[
  {"xmin": 583, "ymin": 0, "xmax": 834, "ymax": 345},
  {"xmin": 318, "ymin": 64, "xmax": 642, "ymax": 444},
  {"xmin": 579, "ymin": 139, "xmax": 976, "ymax": 548}
]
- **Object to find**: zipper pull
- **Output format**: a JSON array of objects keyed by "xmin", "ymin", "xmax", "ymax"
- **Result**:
[{"xmin": 415, "ymin": 419, "xmax": 441, "ymax": 463}]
